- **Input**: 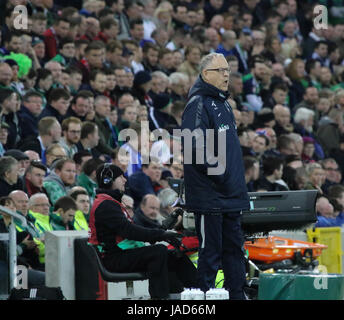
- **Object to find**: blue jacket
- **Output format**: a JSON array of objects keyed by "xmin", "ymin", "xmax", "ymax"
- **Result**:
[{"xmin": 181, "ymin": 76, "xmax": 249, "ymax": 214}]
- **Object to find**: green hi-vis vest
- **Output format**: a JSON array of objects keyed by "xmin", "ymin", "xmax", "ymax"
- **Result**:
[
  {"xmin": 28, "ymin": 211, "xmax": 53, "ymax": 234},
  {"xmin": 74, "ymin": 210, "xmax": 89, "ymax": 231},
  {"xmin": 188, "ymin": 252, "xmax": 225, "ymax": 288}
]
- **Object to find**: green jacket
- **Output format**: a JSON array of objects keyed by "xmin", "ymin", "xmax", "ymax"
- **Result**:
[
  {"xmin": 43, "ymin": 171, "xmax": 68, "ymax": 205},
  {"xmin": 50, "ymin": 213, "xmax": 75, "ymax": 231},
  {"xmin": 77, "ymin": 173, "xmax": 97, "ymax": 203}
]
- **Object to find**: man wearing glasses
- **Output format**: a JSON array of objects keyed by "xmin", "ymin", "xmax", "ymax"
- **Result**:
[{"xmin": 181, "ymin": 53, "xmax": 249, "ymax": 299}]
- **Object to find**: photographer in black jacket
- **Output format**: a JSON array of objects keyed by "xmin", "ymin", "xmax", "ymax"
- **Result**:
[{"xmin": 88, "ymin": 163, "xmax": 197, "ymax": 299}]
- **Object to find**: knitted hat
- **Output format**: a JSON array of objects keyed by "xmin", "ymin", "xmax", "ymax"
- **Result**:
[{"xmin": 134, "ymin": 71, "xmax": 152, "ymax": 86}]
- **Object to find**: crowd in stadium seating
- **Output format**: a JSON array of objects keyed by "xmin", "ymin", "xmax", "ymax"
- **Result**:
[{"xmin": 0, "ymin": 0, "xmax": 344, "ymax": 286}]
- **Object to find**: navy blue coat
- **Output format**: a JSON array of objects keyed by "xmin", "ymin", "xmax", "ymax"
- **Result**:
[{"xmin": 181, "ymin": 76, "xmax": 249, "ymax": 214}]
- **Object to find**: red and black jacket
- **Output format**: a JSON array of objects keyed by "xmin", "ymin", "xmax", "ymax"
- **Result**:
[{"xmin": 88, "ymin": 189, "xmax": 166, "ymax": 257}]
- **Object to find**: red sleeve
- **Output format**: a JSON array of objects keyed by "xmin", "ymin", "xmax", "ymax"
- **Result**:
[{"xmin": 44, "ymin": 35, "xmax": 57, "ymax": 59}]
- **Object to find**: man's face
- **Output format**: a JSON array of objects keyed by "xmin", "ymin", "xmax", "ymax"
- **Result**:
[
  {"xmin": 95, "ymin": 98, "xmax": 111, "ymax": 118},
  {"xmin": 118, "ymin": 94, "xmax": 134, "ymax": 110},
  {"xmin": 273, "ymin": 89, "xmax": 287, "ymax": 105},
  {"xmin": 6, "ymin": 163, "xmax": 19, "ymax": 185},
  {"xmin": 316, "ymin": 44, "xmax": 328, "ymax": 58},
  {"xmin": 123, "ymin": 106, "xmax": 137, "ymax": 123},
  {"xmin": 24, "ymin": 95, "xmax": 43, "ymax": 116},
  {"xmin": 47, "ymin": 63, "xmax": 63, "ymax": 82},
  {"xmin": 75, "ymin": 194, "xmax": 90, "ymax": 214},
  {"xmin": 57, "ymin": 162, "xmax": 76, "ymax": 186},
  {"xmin": 55, "ymin": 21, "xmax": 70, "ymax": 38},
  {"xmin": 32, "ymin": 19, "xmax": 47, "ymax": 35},
  {"xmin": 61, "ymin": 42, "xmax": 75, "ymax": 58},
  {"xmin": 0, "ymin": 64, "xmax": 13, "ymax": 86},
  {"xmin": 114, "ymin": 69, "xmax": 127, "ymax": 87},
  {"xmin": 11, "ymin": 192, "xmax": 29, "ymax": 215},
  {"xmin": 146, "ymin": 48, "xmax": 159, "ymax": 66},
  {"xmin": 141, "ymin": 197, "xmax": 160, "ymax": 220},
  {"xmin": 31, "ymin": 196, "xmax": 50, "ymax": 215},
  {"xmin": 88, "ymin": 126, "xmax": 100, "ymax": 148},
  {"xmin": 91, "ymin": 73, "xmax": 107, "ymax": 93},
  {"xmin": 65, "ymin": 122, "xmax": 81, "ymax": 145},
  {"xmin": 210, "ymin": 0, "xmax": 223, "ymax": 9},
  {"xmin": 275, "ymin": 107, "xmax": 290, "ymax": 127},
  {"xmin": 7, "ymin": 36, "xmax": 21, "ymax": 53},
  {"xmin": 27, "ymin": 167, "xmax": 45, "ymax": 189},
  {"xmin": 202, "ymin": 55, "xmax": 230, "ymax": 92},
  {"xmin": 72, "ymin": 97, "xmax": 89, "ymax": 117},
  {"xmin": 323, "ymin": 161, "xmax": 340, "ymax": 182},
  {"xmin": 130, "ymin": 23, "xmax": 144, "ymax": 42},
  {"xmin": 52, "ymin": 98, "xmax": 70, "ymax": 115},
  {"xmin": 230, "ymin": 77, "xmax": 243, "ymax": 95},
  {"xmin": 113, "ymin": 174, "xmax": 126, "ymax": 192},
  {"xmin": 252, "ymin": 136, "xmax": 267, "ymax": 154},
  {"xmin": 187, "ymin": 48, "xmax": 201, "ymax": 65},
  {"xmin": 144, "ymin": 162, "xmax": 162, "ymax": 182},
  {"xmin": 60, "ymin": 208, "xmax": 76, "ymax": 224},
  {"xmin": 50, "ymin": 122, "xmax": 62, "ymax": 143},
  {"xmin": 69, "ymin": 72, "xmax": 82, "ymax": 91},
  {"xmin": 160, "ymin": 53, "xmax": 174, "ymax": 70},
  {"xmin": 86, "ymin": 49, "xmax": 103, "ymax": 68},
  {"xmin": 304, "ymin": 88, "xmax": 319, "ymax": 105}
]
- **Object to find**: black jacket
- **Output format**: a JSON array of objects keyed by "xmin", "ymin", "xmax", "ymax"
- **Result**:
[
  {"xmin": 133, "ymin": 208, "xmax": 161, "ymax": 229},
  {"xmin": 181, "ymin": 76, "xmax": 249, "ymax": 214},
  {"xmin": 89, "ymin": 189, "xmax": 166, "ymax": 258},
  {"xmin": 18, "ymin": 105, "xmax": 39, "ymax": 139}
]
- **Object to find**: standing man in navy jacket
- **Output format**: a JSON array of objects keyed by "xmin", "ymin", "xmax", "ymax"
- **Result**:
[{"xmin": 181, "ymin": 53, "xmax": 250, "ymax": 299}]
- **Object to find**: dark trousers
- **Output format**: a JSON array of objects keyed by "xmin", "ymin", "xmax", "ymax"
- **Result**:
[
  {"xmin": 194, "ymin": 212, "xmax": 246, "ymax": 299},
  {"xmin": 103, "ymin": 244, "xmax": 197, "ymax": 299}
]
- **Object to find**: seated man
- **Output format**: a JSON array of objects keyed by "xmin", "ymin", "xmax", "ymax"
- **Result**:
[
  {"xmin": 69, "ymin": 188, "xmax": 90, "ymax": 230},
  {"xmin": 133, "ymin": 194, "xmax": 162, "ymax": 229},
  {"xmin": 50, "ymin": 196, "xmax": 77, "ymax": 231},
  {"xmin": 127, "ymin": 157, "xmax": 163, "ymax": 208},
  {"xmin": 88, "ymin": 163, "xmax": 197, "ymax": 299},
  {"xmin": 23, "ymin": 161, "xmax": 48, "ymax": 197},
  {"xmin": 315, "ymin": 195, "xmax": 341, "ymax": 227},
  {"xmin": 43, "ymin": 158, "xmax": 77, "ymax": 205}
]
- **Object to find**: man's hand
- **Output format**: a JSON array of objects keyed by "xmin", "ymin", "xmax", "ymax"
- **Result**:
[
  {"xmin": 162, "ymin": 231, "xmax": 183, "ymax": 249},
  {"xmin": 22, "ymin": 235, "xmax": 37, "ymax": 250}
]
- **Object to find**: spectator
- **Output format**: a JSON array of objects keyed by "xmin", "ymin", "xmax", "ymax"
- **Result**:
[
  {"xmin": 0, "ymin": 156, "xmax": 23, "ymax": 197},
  {"xmin": 69, "ymin": 188, "xmax": 90, "ymax": 230},
  {"xmin": 39, "ymin": 88, "xmax": 71, "ymax": 123},
  {"xmin": 320, "ymin": 158, "xmax": 342, "ymax": 194},
  {"xmin": 293, "ymin": 86, "xmax": 319, "ymax": 115},
  {"xmin": 133, "ymin": 194, "xmax": 162, "ymax": 229},
  {"xmin": 43, "ymin": 17, "xmax": 71, "ymax": 59},
  {"xmin": 76, "ymin": 121, "xmax": 101, "ymax": 158},
  {"xmin": 121, "ymin": 194, "xmax": 135, "ymax": 218},
  {"xmin": 18, "ymin": 117, "xmax": 62, "ymax": 164},
  {"xmin": 168, "ymin": 72, "xmax": 189, "ymax": 103},
  {"xmin": 304, "ymin": 162, "xmax": 326, "ymax": 195},
  {"xmin": 50, "ymin": 196, "xmax": 77, "ymax": 231},
  {"xmin": 44, "ymin": 61, "xmax": 64, "ymax": 88},
  {"xmin": 177, "ymin": 45, "xmax": 201, "ymax": 81},
  {"xmin": 110, "ymin": 147, "xmax": 130, "ymax": 175},
  {"xmin": 273, "ymin": 104, "xmax": 293, "ymax": 136},
  {"xmin": 94, "ymin": 95, "xmax": 117, "ymax": 154},
  {"xmin": 142, "ymin": 42, "xmax": 160, "ymax": 73},
  {"xmin": 244, "ymin": 155, "xmax": 260, "ymax": 192},
  {"xmin": 251, "ymin": 133, "xmax": 269, "ymax": 161},
  {"xmin": 60, "ymin": 117, "xmax": 82, "ymax": 159},
  {"xmin": 4, "ymin": 149, "xmax": 30, "ymax": 177},
  {"xmin": 317, "ymin": 108, "xmax": 343, "ymax": 157},
  {"xmin": 77, "ymin": 158, "xmax": 103, "ymax": 203},
  {"xmin": 128, "ymin": 157, "xmax": 163, "ymax": 208},
  {"xmin": 51, "ymin": 38, "xmax": 77, "ymax": 68},
  {"xmin": 301, "ymin": 137, "xmax": 317, "ymax": 163},
  {"xmin": 254, "ymin": 156, "xmax": 288, "ymax": 191},
  {"xmin": 73, "ymin": 150, "xmax": 93, "ymax": 176},
  {"xmin": 276, "ymin": 134, "xmax": 298, "ymax": 157},
  {"xmin": 18, "ymin": 91, "xmax": 43, "ymax": 139},
  {"xmin": 315, "ymin": 195, "xmax": 339, "ymax": 227},
  {"xmin": 43, "ymin": 158, "xmax": 76, "ymax": 205},
  {"xmin": 285, "ymin": 58, "xmax": 306, "ymax": 108},
  {"xmin": 23, "ymin": 161, "xmax": 48, "ymax": 197},
  {"xmin": 66, "ymin": 90, "xmax": 93, "ymax": 121},
  {"xmin": 0, "ymin": 88, "xmax": 21, "ymax": 149}
]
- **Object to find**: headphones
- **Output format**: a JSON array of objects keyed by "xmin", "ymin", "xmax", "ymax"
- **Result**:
[{"xmin": 100, "ymin": 163, "xmax": 113, "ymax": 186}]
